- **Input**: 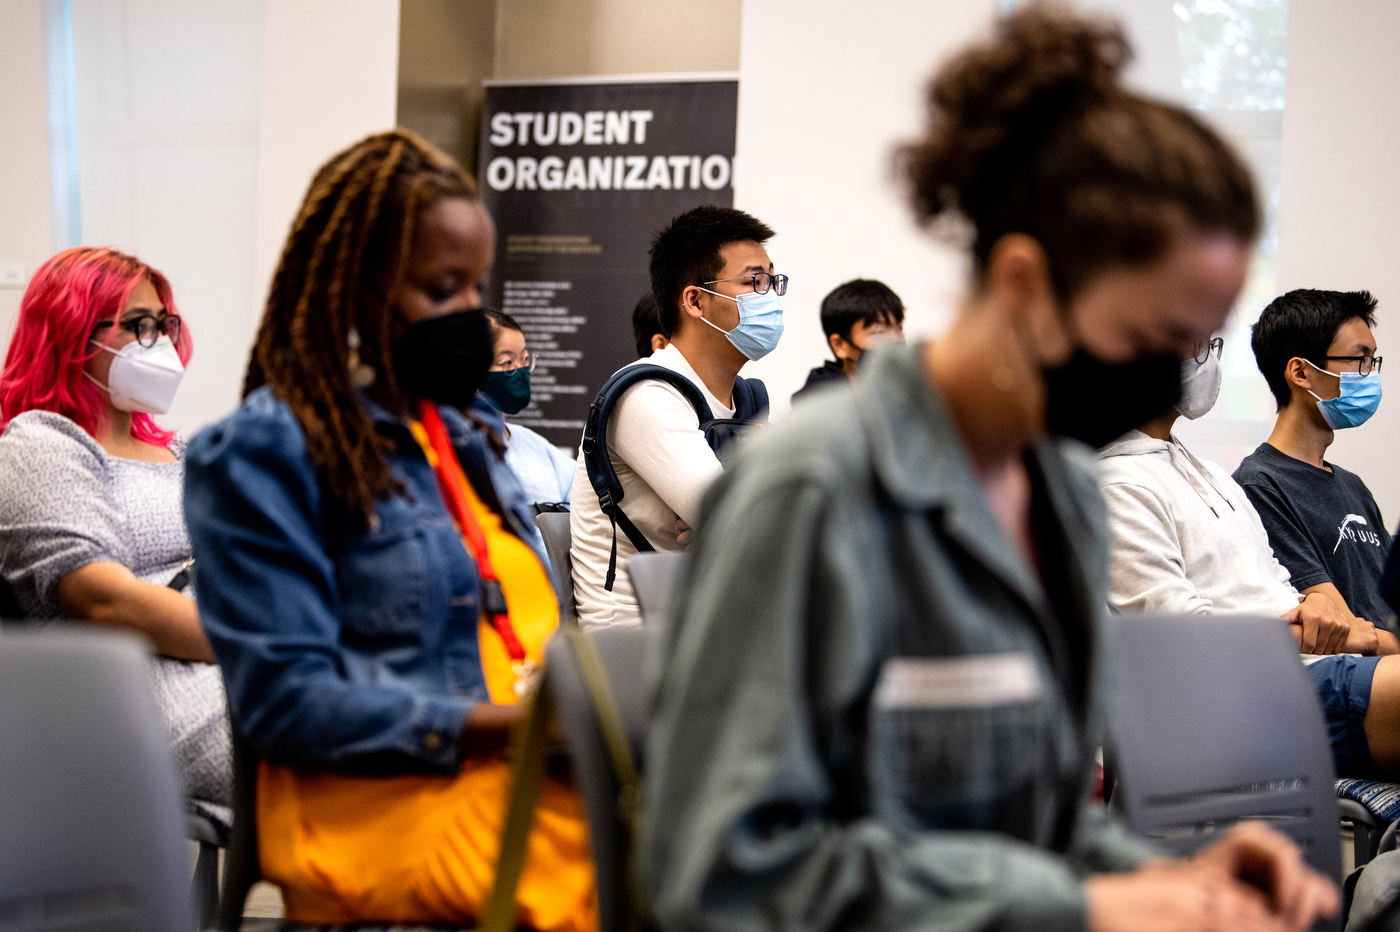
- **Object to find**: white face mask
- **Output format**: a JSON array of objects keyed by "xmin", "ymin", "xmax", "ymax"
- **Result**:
[
  {"xmin": 86, "ymin": 337, "xmax": 185, "ymax": 414},
  {"xmin": 1174, "ymin": 350, "xmax": 1221, "ymax": 420}
]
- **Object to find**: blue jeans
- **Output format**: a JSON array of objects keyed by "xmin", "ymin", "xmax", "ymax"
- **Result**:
[{"xmin": 1308, "ymin": 654, "xmax": 1384, "ymax": 778}]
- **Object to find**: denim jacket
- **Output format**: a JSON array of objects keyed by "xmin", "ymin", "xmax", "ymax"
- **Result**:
[
  {"xmin": 183, "ymin": 387, "xmax": 545, "ymax": 772},
  {"xmin": 639, "ymin": 344, "xmax": 1156, "ymax": 932}
]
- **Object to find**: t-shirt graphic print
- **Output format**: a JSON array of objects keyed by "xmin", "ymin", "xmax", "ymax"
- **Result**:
[{"xmin": 1334, "ymin": 513, "xmax": 1384, "ymax": 554}]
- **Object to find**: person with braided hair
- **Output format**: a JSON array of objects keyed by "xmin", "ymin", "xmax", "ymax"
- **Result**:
[
  {"xmin": 640, "ymin": 7, "xmax": 1336, "ymax": 932},
  {"xmin": 182, "ymin": 129, "xmax": 593, "ymax": 930}
]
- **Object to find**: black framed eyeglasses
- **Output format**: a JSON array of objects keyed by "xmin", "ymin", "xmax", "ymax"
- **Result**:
[
  {"xmin": 93, "ymin": 314, "xmax": 182, "ymax": 349},
  {"xmin": 1313, "ymin": 354, "xmax": 1383, "ymax": 376},
  {"xmin": 1192, "ymin": 337, "xmax": 1224, "ymax": 364},
  {"xmin": 703, "ymin": 272, "xmax": 789, "ymax": 296}
]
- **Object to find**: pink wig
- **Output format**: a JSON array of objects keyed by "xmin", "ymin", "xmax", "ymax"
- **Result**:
[{"xmin": 0, "ymin": 247, "xmax": 194, "ymax": 446}]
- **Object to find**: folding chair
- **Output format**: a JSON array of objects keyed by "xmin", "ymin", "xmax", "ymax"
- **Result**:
[
  {"xmin": 1107, "ymin": 613, "xmax": 1343, "ymax": 890},
  {"xmin": 188, "ymin": 810, "xmax": 228, "ymax": 930},
  {"xmin": 541, "ymin": 623, "xmax": 651, "ymax": 932},
  {"xmin": 0, "ymin": 627, "xmax": 194, "ymax": 931},
  {"xmin": 625, "ymin": 551, "xmax": 684, "ymax": 627},
  {"xmin": 2, "ymin": 576, "xmax": 227, "ymax": 929},
  {"xmin": 213, "ymin": 723, "xmax": 264, "ymax": 932},
  {"xmin": 1337, "ymin": 779, "xmax": 1400, "ymax": 869},
  {"xmin": 534, "ymin": 511, "xmax": 576, "ymax": 618}
]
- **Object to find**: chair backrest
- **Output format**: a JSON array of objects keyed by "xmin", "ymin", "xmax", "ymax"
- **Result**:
[
  {"xmin": 215, "ymin": 723, "xmax": 262, "ymax": 932},
  {"xmin": 626, "ymin": 551, "xmax": 684, "ymax": 627},
  {"xmin": 1108, "ymin": 613, "xmax": 1342, "ymax": 883},
  {"xmin": 534, "ymin": 511, "xmax": 575, "ymax": 618},
  {"xmin": 0, "ymin": 627, "xmax": 193, "ymax": 931},
  {"xmin": 545, "ymin": 625, "xmax": 651, "ymax": 932}
]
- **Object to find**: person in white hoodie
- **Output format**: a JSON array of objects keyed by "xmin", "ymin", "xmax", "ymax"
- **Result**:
[{"xmin": 1101, "ymin": 336, "xmax": 1400, "ymax": 779}]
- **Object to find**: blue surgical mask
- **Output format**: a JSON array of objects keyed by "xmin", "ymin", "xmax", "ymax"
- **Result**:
[
  {"xmin": 479, "ymin": 366, "xmax": 531, "ymax": 415},
  {"xmin": 1305, "ymin": 360, "xmax": 1382, "ymax": 429},
  {"xmin": 696, "ymin": 287, "xmax": 784, "ymax": 361}
]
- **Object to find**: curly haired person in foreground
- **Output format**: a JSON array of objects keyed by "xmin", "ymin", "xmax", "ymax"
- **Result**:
[{"xmin": 639, "ymin": 7, "xmax": 1337, "ymax": 932}]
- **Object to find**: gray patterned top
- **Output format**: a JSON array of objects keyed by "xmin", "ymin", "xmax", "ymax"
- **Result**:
[{"xmin": 0, "ymin": 411, "xmax": 231, "ymax": 822}]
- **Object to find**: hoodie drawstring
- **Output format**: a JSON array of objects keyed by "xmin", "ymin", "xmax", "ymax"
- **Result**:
[{"xmin": 1167, "ymin": 436, "xmax": 1237, "ymax": 519}]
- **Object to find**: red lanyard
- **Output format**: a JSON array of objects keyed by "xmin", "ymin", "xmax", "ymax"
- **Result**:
[{"xmin": 417, "ymin": 400, "xmax": 527, "ymax": 662}]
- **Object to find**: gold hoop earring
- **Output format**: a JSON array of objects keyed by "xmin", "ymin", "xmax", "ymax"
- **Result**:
[{"xmin": 347, "ymin": 327, "xmax": 377, "ymax": 389}]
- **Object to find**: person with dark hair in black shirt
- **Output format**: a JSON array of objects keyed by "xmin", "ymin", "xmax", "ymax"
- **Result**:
[
  {"xmin": 792, "ymin": 278, "xmax": 905, "ymax": 404},
  {"xmin": 1233, "ymin": 289, "xmax": 1400, "ymax": 780},
  {"xmin": 1234, "ymin": 289, "xmax": 1391, "ymax": 628},
  {"xmin": 631, "ymin": 291, "xmax": 669, "ymax": 359}
]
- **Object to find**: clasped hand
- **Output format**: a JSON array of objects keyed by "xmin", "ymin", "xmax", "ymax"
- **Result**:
[
  {"xmin": 1086, "ymin": 822, "xmax": 1338, "ymax": 932},
  {"xmin": 1284, "ymin": 597, "xmax": 1377, "ymax": 655}
]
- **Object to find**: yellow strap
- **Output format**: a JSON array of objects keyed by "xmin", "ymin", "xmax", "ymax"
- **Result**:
[
  {"xmin": 484, "ymin": 617, "xmax": 648, "ymax": 932},
  {"xmin": 562, "ymin": 624, "xmax": 642, "ymax": 830}
]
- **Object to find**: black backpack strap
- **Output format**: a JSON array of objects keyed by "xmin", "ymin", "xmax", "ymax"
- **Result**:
[
  {"xmin": 581, "ymin": 365, "xmax": 713, "ymax": 590},
  {"xmin": 731, "ymin": 377, "xmax": 770, "ymax": 423}
]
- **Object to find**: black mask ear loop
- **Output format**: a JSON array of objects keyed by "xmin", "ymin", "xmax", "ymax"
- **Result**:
[{"xmin": 990, "ymin": 295, "xmax": 1062, "ymax": 397}]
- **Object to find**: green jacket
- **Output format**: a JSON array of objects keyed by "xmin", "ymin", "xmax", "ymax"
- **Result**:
[{"xmin": 639, "ymin": 343, "xmax": 1156, "ymax": 932}]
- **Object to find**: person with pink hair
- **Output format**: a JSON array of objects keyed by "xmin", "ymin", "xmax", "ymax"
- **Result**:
[{"xmin": 0, "ymin": 246, "xmax": 231, "ymax": 824}]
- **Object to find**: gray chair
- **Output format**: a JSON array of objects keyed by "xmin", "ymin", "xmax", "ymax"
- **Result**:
[
  {"xmin": 0, "ymin": 626, "xmax": 194, "ymax": 931},
  {"xmin": 213, "ymin": 723, "xmax": 263, "ymax": 932},
  {"xmin": 1336, "ymin": 780, "xmax": 1400, "ymax": 869},
  {"xmin": 1, "ymin": 577, "xmax": 225, "ymax": 929},
  {"xmin": 625, "ymin": 551, "xmax": 684, "ymax": 627},
  {"xmin": 188, "ymin": 811, "xmax": 228, "ymax": 930},
  {"xmin": 534, "ymin": 511, "xmax": 575, "ymax": 618},
  {"xmin": 1108, "ymin": 613, "xmax": 1343, "ymax": 888},
  {"xmin": 545, "ymin": 624, "xmax": 651, "ymax": 932}
]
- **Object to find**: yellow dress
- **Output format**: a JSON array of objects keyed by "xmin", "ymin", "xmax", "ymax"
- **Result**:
[{"xmin": 256, "ymin": 427, "xmax": 595, "ymax": 930}]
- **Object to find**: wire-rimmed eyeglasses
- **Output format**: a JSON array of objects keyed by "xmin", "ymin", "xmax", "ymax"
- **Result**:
[
  {"xmin": 491, "ymin": 348, "xmax": 537, "ymax": 373},
  {"xmin": 1191, "ymin": 337, "xmax": 1223, "ymax": 365}
]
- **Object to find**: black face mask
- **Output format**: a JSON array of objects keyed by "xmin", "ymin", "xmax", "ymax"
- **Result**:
[
  {"xmin": 1043, "ymin": 349, "xmax": 1182, "ymax": 448},
  {"xmin": 391, "ymin": 309, "xmax": 493, "ymax": 408}
]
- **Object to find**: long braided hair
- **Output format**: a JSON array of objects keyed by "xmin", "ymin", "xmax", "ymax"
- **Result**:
[{"xmin": 245, "ymin": 129, "xmax": 480, "ymax": 522}]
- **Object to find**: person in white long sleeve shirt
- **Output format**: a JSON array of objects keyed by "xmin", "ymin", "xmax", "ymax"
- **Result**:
[
  {"xmin": 1104, "ymin": 430, "xmax": 1307, "ymax": 622},
  {"xmin": 1102, "ymin": 336, "xmax": 1400, "ymax": 778},
  {"xmin": 569, "ymin": 206, "xmax": 782, "ymax": 628}
]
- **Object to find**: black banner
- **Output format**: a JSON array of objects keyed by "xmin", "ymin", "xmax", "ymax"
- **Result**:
[{"xmin": 478, "ymin": 77, "xmax": 738, "ymax": 448}]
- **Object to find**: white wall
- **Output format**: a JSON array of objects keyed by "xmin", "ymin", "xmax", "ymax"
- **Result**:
[
  {"xmin": 69, "ymin": 0, "xmax": 265, "ymax": 437},
  {"xmin": 1276, "ymin": 0, "xmax": 1400, "ymax": 524},
  {"xmin": 254, "ymin": 0, "xmax": 402, "ymax": 308},
  {"xmin": 0, "ymin": 0, "xmax": 55, "ymax": 348},
  {"xmin": 0, "ymin": 0, "xmax": 400, "ymax": 437},
  {"xmin": 732, "ymin": 0, "xmax": 993, "ymax": 413}
]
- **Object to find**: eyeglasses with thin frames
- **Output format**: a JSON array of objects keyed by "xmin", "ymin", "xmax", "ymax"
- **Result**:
[
  {"xmin": 92, "ymin": 314, "xmax": 182, "ymax": 349},
  {"xmin": 491, "ymin": 349, "xmax": 536, "ymax": 373},
  {"xmin": 702, "ymin": 272, "xmax": 789, "ymax": 297}
]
